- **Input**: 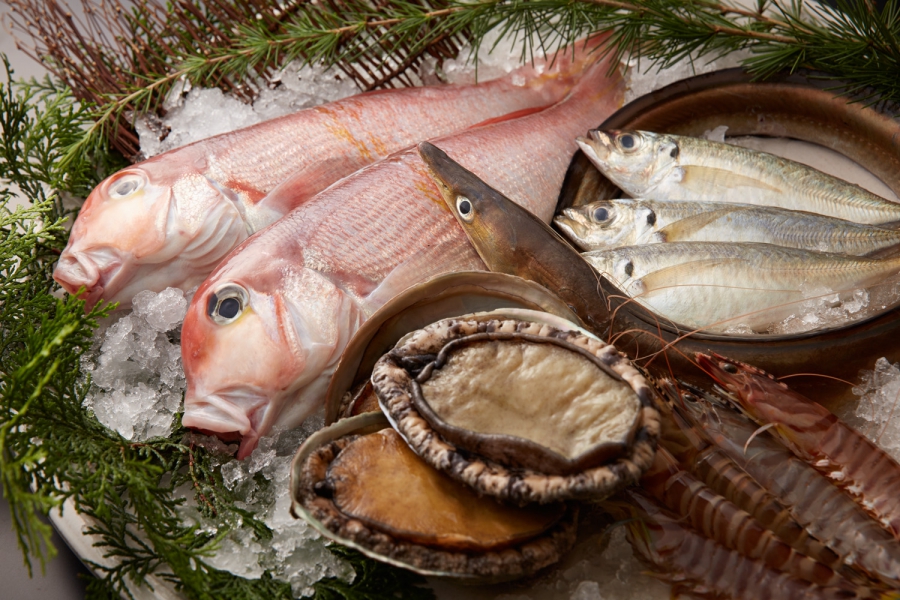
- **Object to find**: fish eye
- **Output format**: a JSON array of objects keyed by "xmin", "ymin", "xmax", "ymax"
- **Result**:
[
  {"xmin": 721, "ymin": 362, "xmax": 738, "ymax": 374},
  {"xmin": 108, "ymin": 173, "xmax": 145, "ymax": 199},
  {"xmin": 618, "ymin": 133, "xmax": 641, "ymax": 152},
  {"xmin": 456, "ymin": 196, "xmax": 475, "ymax": 222},
  {"xmin": 646, "ymin": 210, "xmax": 657, "ymax": 226},
  {"xmin": 206, "ymin": 283, "xmax": 249, "ymax": 325},
  {"xmin": 592, "ymin": 206, "xmax": 610, "ymax": 222},
  {"xmin": 624, "ymin": 261, "xmax": 634, "ymax": 277}
]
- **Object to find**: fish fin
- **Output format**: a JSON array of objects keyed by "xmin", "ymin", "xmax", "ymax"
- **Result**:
[
  {"xmin": 255, "ymin": 155, "xmax": 357, "ymax": 219},
  {"xmin": 679, "ymin": 165, "xmax": 783, "ymax": 196},
  {"xmin": 636, "ymin": 259, "xmax": 808, "ymax": 331},
  {"xmin": 874, "ymin": 218, "xmax": 900, "ymax": 231},
  {"xmin": 469, "ymin": 105, "xmax": 550, "ymax": 128},
  {"xmin": 653, "ymin": 208, "xmax": 740, "ymax": 241},
  {"xmin": 864, "ymin": 241, "xmax": 900, "ymax": 259},
  {"xmin": 363, "ymin": 241, "xmax": 486, "ymax": 311},
  {"xmin": 636, "ymin": 258, "xmax": 747, "ymax": 295}
]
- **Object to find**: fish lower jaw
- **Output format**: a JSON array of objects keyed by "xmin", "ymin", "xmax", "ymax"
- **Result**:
[
  {"xmin": 182, "ymin": 391, "xmax": 270, "ymax": 459},
  {"xmin": 53, "ymin": 249, "xmax": 126, "ymax": 309}
]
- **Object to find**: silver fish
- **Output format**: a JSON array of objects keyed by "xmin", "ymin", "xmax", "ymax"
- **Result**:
[
  {"xmin": 555, "ymin": 198, "xmax": 900, "ymax": 255},
  {"xmin": 576, "ymin": 130, "xmax": 900, "ymax": 225},
  {"xmin": 583, "ymin": 241, "xmax": 900, "ymax": 332}
]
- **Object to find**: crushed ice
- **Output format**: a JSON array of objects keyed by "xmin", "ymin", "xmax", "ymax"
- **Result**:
[
  {"xmin": 136, "ymin": 62, "xmax": 360, "ymax": 158},
  {"xmin": 848, "ymin": 357, "xmax": 900, "ymax": 461},
  {"xmin": 624, "ymin": 50, "xmax": 750, "ymax": 105},
  {"xmin": 770, "ymin": 287, "xmax": 871, "ymax": 336},
  {"xmin": 81, "ymin": 287, "xmax": 190, "ymax": 441},
  {"xmin": 486, "ymin": 525, "xmax": 668, "ymax": 600},
  {"xmin": 179, "ymin": 417, "xmax": 352, "ymax": 597}
]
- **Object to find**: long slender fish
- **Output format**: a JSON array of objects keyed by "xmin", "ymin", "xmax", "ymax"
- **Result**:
[
  {"xmin": 179, "ymin": 55, "xmax": 624, "ymax": 459},
  {"xmin": 555, "ymin": 198, "xmax": 900, "ymax": 255},
  {"xmin": 53, "ymin": 48, "xmax": 595, "ymax": 309},
  {"xmin": 582, "ymin": 242, "xmax": 900, "ymax": 332},
  {"xmin": 576, "ymin": 130, "xmax": 900, "ymax": 225}
]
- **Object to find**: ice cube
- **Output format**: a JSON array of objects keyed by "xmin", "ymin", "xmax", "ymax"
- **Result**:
[
  {"xmin": 81, "ymin": 289, "xmax": 189, "ymax": 442},
  {"xmin": 851, "ymin": 357, "xmax": 900, "ymax": 460},
  {"xmin": 702, "ymin": 126, "xmax": 729, "ymax": 143}
]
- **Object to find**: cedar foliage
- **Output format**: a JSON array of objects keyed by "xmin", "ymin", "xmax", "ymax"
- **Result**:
[
  {"xmin": 0, "ymin": 56, "xmax": 433, "ymax": 600},
  {"xmin": 5, "ymin": 0, "xmax": 468, "ymax": 158},
  {"xmin": 6, "ymin": 0, "xmax": 900, "ymax": 163}
]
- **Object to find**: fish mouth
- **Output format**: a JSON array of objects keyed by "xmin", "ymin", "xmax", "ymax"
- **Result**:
[
  {"xmin": 53, "ymin": 247, "xmax": 126, "ymax": 309},
  {"xmin": 182, "ymin": 389, "xmax": 269, "ymax": 460},
  {"xmin": 553, "ymin": 211, "xmax": 589, "ymax": 250},
  {"xmin": 577, "ymin": 131, "xmax": 612, "ymax": 163}
]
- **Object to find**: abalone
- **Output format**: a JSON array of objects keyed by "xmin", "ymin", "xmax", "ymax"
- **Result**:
[
  {"xmin": 290, "ymin": 412, "xmax": 578, "ymax": 581},
  {"xmin": 372, "ymin": 313, "xmax": 660, "ymax": 505}
]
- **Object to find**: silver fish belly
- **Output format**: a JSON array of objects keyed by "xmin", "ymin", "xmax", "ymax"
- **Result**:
[
  {"xmin": 555, "ymin": 198, "xmax": 900, "ymax": 255},
  {"xmin": 583, "ymin": 241, "xmax": 900, "ymax": 332},
  {"xmin": 576, "ymin": 130, "xmax": 900, "ymax": 225}
]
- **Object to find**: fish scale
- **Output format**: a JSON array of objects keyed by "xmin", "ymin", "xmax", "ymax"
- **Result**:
[
  {"xmin": 180, "ymin": 53, "xmax": 625, "ymax": 458},
  {"xmin": 55, "ymin": 48, "xmax": 595, "ymax": 309},
  {"xmin": 555, "ymin": 198, "xmax": 900, "ymax": 255}
]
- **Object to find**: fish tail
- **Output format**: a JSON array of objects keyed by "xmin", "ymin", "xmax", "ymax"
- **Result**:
[{"xmin": 515, "ymin": 34, "xmax": 617, "ymax": 99}]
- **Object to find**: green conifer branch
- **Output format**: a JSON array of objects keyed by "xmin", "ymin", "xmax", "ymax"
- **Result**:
[
  {"xmin": 12, "ymin": 0, "xmax": 900, "ymax": 164},
  {"xmin": 1, "ymin": 54, "xmax": 435, "ymax": 598}
]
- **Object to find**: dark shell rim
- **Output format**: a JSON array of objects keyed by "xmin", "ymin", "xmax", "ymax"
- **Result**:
[
  {"xmin": 289, "ymin": 412, "xmax": 579, "ymax": 582},
  {"xmin": 408, "ymin": 330, "xmax": 640, "ymax": 475},
  {"xmin": 373, "ymin": 317, "xmax": 661, "ymax": 505}
]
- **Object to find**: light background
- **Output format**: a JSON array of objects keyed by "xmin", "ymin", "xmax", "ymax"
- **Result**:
[{"xmin": 1, "ymin": 2, "xmax": 94, "ymax": 597}]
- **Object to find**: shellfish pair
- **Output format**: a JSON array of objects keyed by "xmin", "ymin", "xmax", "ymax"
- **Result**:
[{"xmin": 290, "ymin": 272, "xmax": 660, "ymax": 582}]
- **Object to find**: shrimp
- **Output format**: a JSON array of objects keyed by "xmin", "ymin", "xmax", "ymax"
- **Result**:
[
  {"xmin": 677, "ymin": 378, "xmax": 900, "ymax": 588},
  {"xmin": 609, "ymin": 489, "xmax": 890, "ymax": 600},
  {"xmin": 640, "ymin": 446, "xmax": 845, "ymax": 587},
  {"xmin": 697, "ymin": 353, "xmax": 900, "ymax": 541},
  {"xmin": 653, "ymin": 379, "xmax": 842, "ymax": 572}
]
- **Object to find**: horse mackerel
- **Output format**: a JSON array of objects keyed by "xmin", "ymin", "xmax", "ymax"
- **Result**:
[
  {"xmin": 577, "ymin": 130, "xmax": 900, "ymax": 225},
  {"xmin": 556, "ymin": 198, "xmax": 900, "ymax": 255},
  {"xmin": 583, "ymin": 242, "xmax": 900, "ymax": 332}
]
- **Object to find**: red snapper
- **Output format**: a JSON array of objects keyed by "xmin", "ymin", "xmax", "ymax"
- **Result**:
[
  {"xmin": 54, "ymin": 51, "xmax": 595, "ymax": 309},
  {"xmin": 180, "ymin": 51, "xmax": 624, "ymax": 459}
]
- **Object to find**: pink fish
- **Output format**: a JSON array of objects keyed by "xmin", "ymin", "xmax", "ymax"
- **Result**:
[
  {"xmin": 180, "ymin": 49, "xmax": 624, "ymax": 459},
  {"xmin": 53, "ymin": 50, "xmax": 596, "ymax": 310}
]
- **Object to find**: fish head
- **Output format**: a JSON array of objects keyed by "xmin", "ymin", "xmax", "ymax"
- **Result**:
[
  {"xmin": 576, "ymin": 130, "xmax": 680, "ymax": 196},
  {"xmin": 555, "ymin": 199, "xmax": 640, "ymax": 250},
  {"xmin": 416, "ymin": 141, "xmax": 525, "ymax": 274},
  {"xmin": 54, "ymin": 155, "xmax": 247, "ymax": 309},
  {"xmin": 181, "ymin": 249, "xmax": 361, "ymax": 459},
  {"xmin": 583, "ymin": 247, "xmax": 641, "ymax": 292}
]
